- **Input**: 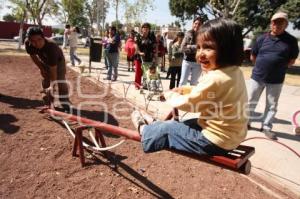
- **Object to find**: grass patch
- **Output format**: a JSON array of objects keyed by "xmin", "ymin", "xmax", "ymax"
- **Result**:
[{"xmin": 0, "ymin": 48, "xmax": 27, "ymax": 56}]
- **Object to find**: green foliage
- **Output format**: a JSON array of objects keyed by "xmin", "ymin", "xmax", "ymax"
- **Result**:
[
  {"xmin": 59, "ymin": 0, "xmax": 88, "ymax": 28},
  {"xmin": 111, "ymin": 20, "xmax": 123, "ymax": 30},
  {"xmin": 52, "ymin": 28, "xmax": 64, "ymax": 35},
  {"xmin": 281, "ymin": 0, "xmax": 300, "ymax": 29},
  {"xmin": 8, "ymin": 0, "xmax": 59, "ymax": 25},
  {"xmin": 169, "ymin": 0, "xmax": 300, "ymax": 34},
  {"xmin": 7, "ymin": 0, "xmax": 27, "ymax": 22},
  {"xmin": 123, "ymin": 0, "xmax": 154, "ymax": 24},
  {"xmin": 3, "ymin": 14, "xmax": 17, "ymax": 22},
  {"xmin": 169, "ymin": 0, "xmax": 209, "ymax": 21},
  {"xmin": 25, "ymin": 0, "xmax": 59, "ymax": 25}
]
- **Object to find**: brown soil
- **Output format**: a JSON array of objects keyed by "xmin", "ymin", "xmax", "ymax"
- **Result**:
[{"xmin": 0, "ymin": 55, "xmax": 293, "ymax": 199}]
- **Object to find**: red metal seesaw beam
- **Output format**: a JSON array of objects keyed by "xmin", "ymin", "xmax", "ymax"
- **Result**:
[
  {"xmin": 43, "ymin": 108, "xmax": 141, "ymax": 142},
  {"xmin": 42, "ymin": 107, "xmax": 254, "ymax": 173}
]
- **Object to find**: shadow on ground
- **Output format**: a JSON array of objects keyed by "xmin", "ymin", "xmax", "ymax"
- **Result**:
[
  {"xmin": 84, "ymin": 150, "xmax": 174, "ymax": 199},
  {"xmin": 0, "ymin": 93, "xmax": 44, "ymax": 109},
  {"xmin": 0, "ymin": 114, "xmax": 20, "ymax": 134}
]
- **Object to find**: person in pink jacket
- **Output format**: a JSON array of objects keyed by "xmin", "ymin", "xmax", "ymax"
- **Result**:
[{"xmin": 125, "ymin": 30, "xmax": 136, "ymax": 72}]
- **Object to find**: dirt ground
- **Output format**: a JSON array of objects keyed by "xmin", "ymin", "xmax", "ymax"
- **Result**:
[{"xmin": 0, "ymin": 55, "xmax": 295, "ymax": 199}]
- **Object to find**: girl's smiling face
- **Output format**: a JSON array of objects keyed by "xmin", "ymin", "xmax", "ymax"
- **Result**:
[{"xmin": 196, "ymin": 34, "xmax": 218, "ymax": 72}]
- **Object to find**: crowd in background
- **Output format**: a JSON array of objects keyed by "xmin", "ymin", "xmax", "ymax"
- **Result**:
[{"xmin": 60, "ymin": 12, "xmax": 299, "ymax": 141}]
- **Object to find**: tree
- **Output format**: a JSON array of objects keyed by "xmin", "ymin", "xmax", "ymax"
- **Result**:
[
  {"xmin": 111, "ymin": 20, "xmax": 123, "ymax": 30},
  {"xmin": 25, "ymin": 0, "xmax": 59, "ymax": 26},
  {"xmin": 169, "ymin": 0, "xmax": 209, "ymax": 21},
  {"xmin": 85, "ymin": 0, "xmax": 97, "ymax": 35},
  {"xmin": 174, "ymin": 20, "xmax": 182, "ymax": 28},
  {"xmin": 233, "ymin": 0, "xmax": 300, "ymax": 35},
  {"xmin": 3, "ymin": 14, "xmax": 17, "ymax": 22},
  {"xmin": 57, "ymin": 0, "xmax": 89, "ymax": 28},
  {"xmin": 111, "ymin": 0, "xmax": 127, "ymax": 28},
  {"xmin": 169, "ymin": 0, "xmax": 300, "ymax": 36},
  {"xmin": 282, "ymin": 0, "xmax": 300, "ymax": 29},
  {"xmin": 123, "ymin": 0, "xmax": 154, "ymax": 24},
  {"xmin": 8, "ymin": 0, "xmax": 28, "ymax": 49}
]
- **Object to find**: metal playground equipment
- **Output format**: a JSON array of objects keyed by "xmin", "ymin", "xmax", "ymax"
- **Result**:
[{"xmin": 40, "ymin": 105, "xmax": 255, "ymax": 175}]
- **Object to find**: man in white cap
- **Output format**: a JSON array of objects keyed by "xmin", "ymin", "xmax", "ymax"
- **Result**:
[{"xmin": 248, "ymin": 11, "xmax": 299, "ymax": 140}]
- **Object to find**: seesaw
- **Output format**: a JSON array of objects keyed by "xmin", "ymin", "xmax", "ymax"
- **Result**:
[{"xmin": 40, "ymin": 107, "xmax": 254, "ymax": 175}]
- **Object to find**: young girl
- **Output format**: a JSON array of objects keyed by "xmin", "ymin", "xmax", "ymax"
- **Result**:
[
  {"xmin": 125, "ymin": 30, "xmax": 136, "ymax": 72},
  {"xmin": 168, "ymin": 32, "xmax": 184, "ymax": 89},
  {"xmin": 131, "ymin": 18, "xmax": 248, "ymax": 156}
]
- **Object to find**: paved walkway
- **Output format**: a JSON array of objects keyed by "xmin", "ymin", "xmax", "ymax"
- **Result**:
[{"xmin": 67, "ymin": 54, "xmax": 300, "ymax": 197}]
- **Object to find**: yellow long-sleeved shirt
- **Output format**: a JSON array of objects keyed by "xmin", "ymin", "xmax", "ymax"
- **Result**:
[{"xmin": 165, "ymin": 66, "xmax": 248, "ymax": 150}]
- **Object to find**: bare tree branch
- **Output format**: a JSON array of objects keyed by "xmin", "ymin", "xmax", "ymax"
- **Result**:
[{"xmin": 230, "ymin": 0, "xmax": 241, "ymax": 16}]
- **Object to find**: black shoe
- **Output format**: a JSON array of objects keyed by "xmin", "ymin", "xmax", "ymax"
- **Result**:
[{"xmin": 128, "ymin": 68, "xmax": 130, "ymax": 72}]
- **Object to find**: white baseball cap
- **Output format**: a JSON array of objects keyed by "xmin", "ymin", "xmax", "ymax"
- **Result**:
[{"xmin": 271, "ymin": 12, "xmax": 288, "ymax": 22}]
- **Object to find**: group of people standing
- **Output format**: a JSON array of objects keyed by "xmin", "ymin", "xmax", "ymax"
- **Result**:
[
  {"xmin": 100, "ymin": 17, "xmax": 204, "ymax": 92},
  {"xmin": 131, "ymin": 11, "xmax": 299, "ymax": 159}
]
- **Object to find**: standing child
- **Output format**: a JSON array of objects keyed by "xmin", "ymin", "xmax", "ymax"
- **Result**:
[
  {"xmin": 68, "ymin": 27, "xmax": 82, "ymax": 66},
  {"xmin": 131, "ymin": 18, "xmax": 248, "ymax": 156},
  {"xmin": 168, "ymin": 32, "xmax": 184, "ymax": 89},
  {"xmin": 146, "ymin": 64, "xmax": 160, "ymax": 92},
  {"xmin": 125, "ymin": 30, "xmax": 136, "ymax": 72}
]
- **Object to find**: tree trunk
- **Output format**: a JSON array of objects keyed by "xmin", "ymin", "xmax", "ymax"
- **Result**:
[
  {"xmin": 116, "ymin": 0, "xmax": 119, "ymax": 28},
  {"xmin": 223, "ymin": 0, "xmax": 230, "ymax": 18},
  {"xmin": 17, "ymin": 11, "xmax": 26, "ymax": 50}
]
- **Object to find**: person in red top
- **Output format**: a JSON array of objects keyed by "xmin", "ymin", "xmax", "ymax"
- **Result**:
[{"xmin": 125, "ymin": 30, "xmax": 136, "ymax": 72}]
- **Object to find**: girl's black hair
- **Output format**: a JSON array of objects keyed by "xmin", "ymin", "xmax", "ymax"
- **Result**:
[{"xmin": 198, "ymin": 18, "xmax": 244, "ymax": 67}]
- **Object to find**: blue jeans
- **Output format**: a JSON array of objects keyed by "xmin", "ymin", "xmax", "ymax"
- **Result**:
[
  {"xmin": 141, "ymin": 119, "xmax": 228, "ymax": 156},
  {"xmin": 107, "ymin": 52, "xmax": 119, "ymax": 80},
  {"xmin": 179, "ymin": 60, "xmax": 201, "ymax": 86},
  {"xmin": 69, "ymin": 47, "xmax": 81, "ymax": 65},
  {"xmin": 248, "ymin": 78, "xmax": 283, "ymax": 130},
  {"xmin": 103, "ymin": 49, "xmax": 109, "ymax": 68}
]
